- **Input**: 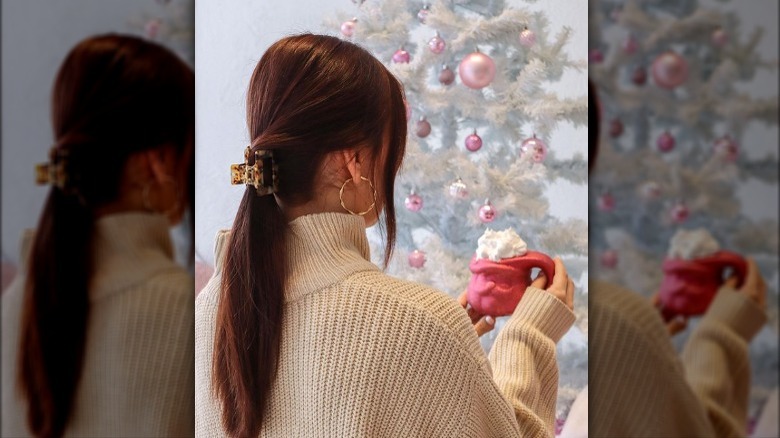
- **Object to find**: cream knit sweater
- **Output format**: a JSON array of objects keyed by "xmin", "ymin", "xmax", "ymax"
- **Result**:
[
  {"xmin": 2, "ymin": 212, "xmax": 194, "ymax": 437},
  {"xmin": 195, "ymin": 212, "xmax": 575, "ymax": 437},
  {"xmin": 587, "ymin": 280, "xmax": 766, "ymax": 437}
]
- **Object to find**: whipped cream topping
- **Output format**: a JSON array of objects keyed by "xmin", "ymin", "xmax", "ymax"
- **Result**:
[
  {"xmin": 475, "ymin": 228, "xmax": 528, "ymax": 262},
  {"xmin": 667, "ymin": 228, "xmax": 720, "ymax": 260}
]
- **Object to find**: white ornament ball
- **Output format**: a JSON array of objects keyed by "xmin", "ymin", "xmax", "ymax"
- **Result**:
[
  {"xmin": 519, "ymin": 27, "xmax": 536, "ymax": 48},
  {"xmin": 340, "ymin": 19, "xmax": 357, "ymax": 38}
]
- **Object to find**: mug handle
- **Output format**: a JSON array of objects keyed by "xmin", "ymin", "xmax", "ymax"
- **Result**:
[
  {"xmin": 711, "ymin": 251, "xmax": 748, "ymax": 288},
  {"xmin": 524, "ymin": 251, "xmax": 556, "ymax": 285}
]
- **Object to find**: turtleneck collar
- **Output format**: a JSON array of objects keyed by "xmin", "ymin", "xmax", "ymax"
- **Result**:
[
  {"xmin": 89, "ymin": 212, "xmax": 181, "ymax": 300},
  {"xmin": 16, "ymin": 212, "xmax": 182, "ymax": 301},
  {"xmin": 212, "ymin": 212, "xmax": 380, "ymax": 303},
  {"xmin": 284, "ymin": 212, "xmax": 380, "ymax": 302}
]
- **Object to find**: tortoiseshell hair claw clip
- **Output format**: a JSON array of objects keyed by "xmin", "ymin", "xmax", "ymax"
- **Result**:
[
  {"xmin": 230, "ymin": 146, "xmax": 279, "ymax": 196},
  {"xmin": 35, "ymin": 147, "xmax": 70, "ymax": 189}
]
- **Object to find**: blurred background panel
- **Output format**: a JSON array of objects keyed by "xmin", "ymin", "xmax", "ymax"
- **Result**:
[
  {"xmin": 1, "ymin": 0, "xmax": 193, "ymax": 283},
  {"xmin": 589, "ymin": 0, "xmax": 778, "ymax": 435}
]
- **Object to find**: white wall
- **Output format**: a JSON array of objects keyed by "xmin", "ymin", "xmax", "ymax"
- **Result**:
[{"xmin": 194, "ymin": 0, "xmax": 589, "ymax": 265}]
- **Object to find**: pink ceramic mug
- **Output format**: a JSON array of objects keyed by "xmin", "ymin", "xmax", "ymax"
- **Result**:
[
  {"xmin": 467, "ymin": 251, "xmax": 555, "ymax": 317},
  {"xmin": 658, "ymin": 250, "xmax": 747, "ymax": 321}
]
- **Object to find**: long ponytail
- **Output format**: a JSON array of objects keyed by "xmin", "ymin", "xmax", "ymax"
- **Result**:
[
  {"xmin": 214, "ymin": 192, "xmax": 287, "ymax": 436},
  {"xmin": 19, "ymin": 190, "xmax": 93, "ymax": 438}
]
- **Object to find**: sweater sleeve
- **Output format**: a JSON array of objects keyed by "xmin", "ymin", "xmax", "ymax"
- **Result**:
[
  {"xmin": 681, "ymin": 287, "xmax": 767, "ymax": 437},
  {"xmin": 482, "ymin": 287, "xmax": 576, "ymax": 437}
]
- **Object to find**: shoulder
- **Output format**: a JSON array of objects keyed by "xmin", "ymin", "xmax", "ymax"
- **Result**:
[
  {"xmin": 589, "ymin": 279, "xmax": 678, "ymax": 365},
  {"xmin": 128, "ymin": 267, "xmax": 194, "ymax": 305},
  {"xmin": 339, "ymin": 270, "xmax": 486, "ymax": 364}
]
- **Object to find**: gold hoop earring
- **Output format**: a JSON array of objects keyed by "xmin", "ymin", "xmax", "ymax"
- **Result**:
[
  {"xmin": 339, "ymin": 176, "xmax": 377, "ymax": 216},
  {"xmin": 142, "ymin": 178, "xmax": 181, "ymax": 217}
]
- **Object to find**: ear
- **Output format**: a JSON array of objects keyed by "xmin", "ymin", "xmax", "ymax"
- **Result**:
[
  {"xmin": 341, "ymin": 149, "xmax": 362, "ymax": 185},
  {"xmin": 143, "ymin": 149, "xmax": 170, "ymax": 184}
]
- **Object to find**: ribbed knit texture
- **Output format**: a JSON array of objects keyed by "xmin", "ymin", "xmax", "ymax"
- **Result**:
[
  {"xmin": 2, "ymin": 212, "xmax": 194, "ymax": 437},
  {"xmin": 195, "ymin": 212, "xmax": 575, "ymax": 437},
  {"xmin": 587, "ymin": 280, "xmax": 766, "ymax": 438}
]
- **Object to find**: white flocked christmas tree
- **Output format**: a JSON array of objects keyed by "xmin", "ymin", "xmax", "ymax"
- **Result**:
[
  {"xmin": 128, "ymin": 0, "xmax": 194, "ymax": 65},
  {"xmin": 589, "ymin": 0, "xmax": 778, "ymax": 431},
  {"xmin": 326, "ymin": 0, "xmax": 589, "ymax": 426}
]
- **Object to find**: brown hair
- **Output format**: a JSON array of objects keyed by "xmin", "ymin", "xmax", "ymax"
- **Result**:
[
  {"xmin": 589, "ymin": 79, "xmax": 600, "ymax": 172},
  {"xmin": 214, "ymin": 34, "xmax": 407, "ymax": 436},
  {"xmin": 18, "ymin": 34, "xmax": 194, "ymax": 438}
]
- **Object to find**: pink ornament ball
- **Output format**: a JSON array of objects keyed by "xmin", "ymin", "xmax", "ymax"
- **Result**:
[
  {"xmin": 622, "ymin": 34, "xmax": 639, "ymax": 55},
  {"xmin": 417, "ymin": 5, "xmax": 430, "ymax": 24},
  {"xmin": 711, "ymin": 28, "xmax": 728, "ymax": 48},
  {"xmin": 465, "ymin": 131, "xmax": 483, "ymax": 152},
  {"xmin": 520, "ymin": 135, "xmax": 547, "ymax": 163},
  {"xmin": 713, "ymin": 135, "xmax": 738, "ymax": 161},
  {"xmin": 438, "ymin": 65, "xmax": 455, "ymax": 86},
  {"xmin": 555, "ymin": 418, "xmax": 566, "ymax": 436},
  {"xmin": 428, "ymin": 33, "xmax": 446, "ymax": 54},
  {"xmin": 404, "ymin": 192, "xmax": 423, "ymax": 212},
  {"xmin": 340, "ymin": 19, "xmax": 357, "ymax": 38},
  {"xmin": 408, "ymin": 250, "xmax": 427, "ymax": 268},
  {"xmin": 458, "ymin": 51, "xmax": 496, "ymax": 90},
  {"xmin": 145, "ymin": 19, "xmax": 161, "ymax": 39},
  {"xmin": 478, "ymin": 201, "xmax": 497, "ymax": 223},
  {"xmin": 657, "ymin": 131, "xmax": 676, "ymax": 152},
  {"xmin": 598, "ymin": 193, "xmax": 615, "ymax": 212},
  {"xmin": 601, "ymin": 250, "xmax": 618, "ymax": 268},
  {"xmin": 449, "ymin": 178, "xmax": 468, "ymax": 199},
  {"xmin": 609, "ymin": 119, "xmax": 624, "ymax": 138},
  {"xmin": 670, "ymin": 203, "xmax": 689, "ymax": 223},
  {"xmin": 632, "ymin": 66, "xmax": 647, "ymax": 85},
  {"xmin": 651, "ymin": 51, "xmax": 689, "ymax": 90},
  {"xmin": 416, "ymin": 117, "xmax": 431, "ymax": 138},
  {"xmin": 519, "ymin": 27, "xmax": 536, "ymax": 48},
  {"xmin": 589, "ymin": 49, "xmax": 604, "ymax": 64},
  {"xmin": 392, "ymin": 48, "xmax": 411, "ymax": 64}
]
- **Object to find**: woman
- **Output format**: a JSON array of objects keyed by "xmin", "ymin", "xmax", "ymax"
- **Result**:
[
  {"xmin": 1, "ymin": 35, "xmax": 194, "ymax": 437},
  {"xmin": 196, "ymin": 34, "xmax": 576, "ymax": 437}
]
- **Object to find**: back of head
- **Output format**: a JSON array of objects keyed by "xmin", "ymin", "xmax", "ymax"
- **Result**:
[
  {"xmin": 214, "ymin": 34, "xmax": 407, "ymax": 437},
  {"xmin": 19, "ymin": 34, "xmax": 193, "ymax": 438}
]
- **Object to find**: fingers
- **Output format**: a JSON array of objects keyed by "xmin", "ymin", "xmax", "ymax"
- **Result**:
[
  {"xmin": 723, "ymin": 275, "xmax": 739, "ymax": 289},
  {"xmin": 457, "ymin": 290, "xmax": 468, "ymax": 309},
  {"xmin": 473, "ymin": 315, "xmax": 496, "ymax": 337},
  {"xmin": 458, "ymin": 290, "xmax": 485, "ymax": 324},
  {"xmin": 650, "ymin": 292, "xmax": 661, "ymax": 308},
  {"xmin": 565, "ymin": 277, "xmax": 575, "ymax": 310},
  {"xmin": 531, "ymin": 270, "xmax": 547, "ymax": 289},
  {"xmin": 551, "ymin": 257, "xmax": 568, "ymax": 290},
  {"xmin": 666, "ymin": 316, "xmax": 688, "ymax": 336},
  {"xmin": 740, "ymin": 258, "xmax": 767, "ymax": 311},
  {"xmin": 742, "ymin": 258, "xmax": 759, "ymax": 289}
]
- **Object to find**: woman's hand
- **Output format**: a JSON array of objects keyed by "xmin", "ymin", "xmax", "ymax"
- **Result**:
[
  {"xmin": 650, "ymin": 293, "xmax": 689, "ymax": 336},
  {"xmin": 530, "ymin": 256, "xmax": 575, "ymax": 311},
  {"xmin": 729, "ymin": 257, "xmax": 766, "ymax": 312},
  {"xmin": 457, "ymin": 291, "xmax": 495, "ymax": 337}
]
